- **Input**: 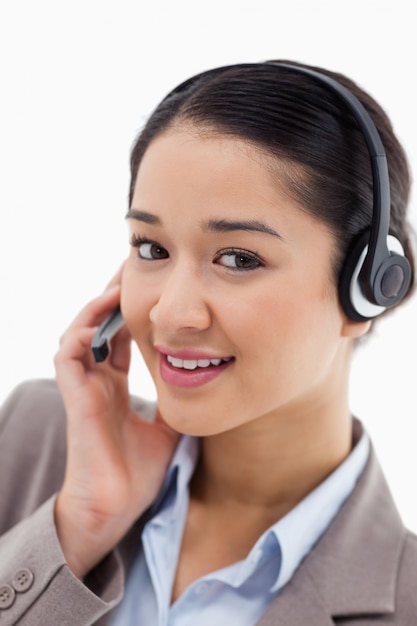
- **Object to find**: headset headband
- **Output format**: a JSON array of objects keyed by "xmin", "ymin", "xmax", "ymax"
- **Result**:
[{"xmin": 166, "ymin": 61, "xmax": 412, "ymax": 320}]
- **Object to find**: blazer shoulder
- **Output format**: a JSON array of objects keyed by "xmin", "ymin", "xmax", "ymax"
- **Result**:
[
  {"xmin": 0, "ymin": 379, "xmax": 68, "ymax": 531},
  {"xmin": 402, "ymin": 528, "xmax": 417, "ymax": 559},
  {"xmin": 0, "ymin": 378, "xmax": 156, "ymax": 533},
  {"xmin": 395, "ymin": 529, "xmax": 417, "ymax": 621},
  {"xmin": 0, "ymin": 378, "xmax": 67, "ymax": 432}
]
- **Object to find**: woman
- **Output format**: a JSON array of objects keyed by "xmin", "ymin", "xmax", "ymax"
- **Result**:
[{"xmin": 0, "ymin": 60, "xmax": 415, "ymax": 625}]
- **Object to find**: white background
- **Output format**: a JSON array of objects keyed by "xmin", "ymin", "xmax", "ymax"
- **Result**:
[{"xmin": 0, "ymin": 1, "xmax": 416, "ymax": 531}]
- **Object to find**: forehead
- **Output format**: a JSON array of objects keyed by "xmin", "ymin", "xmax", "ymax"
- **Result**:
[{"xmin": 132, "ymin": 128, "xmax": 303, "ymax": 219}]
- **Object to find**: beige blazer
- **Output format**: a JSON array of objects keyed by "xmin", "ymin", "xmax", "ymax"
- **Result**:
[{"xmin": 0, "ymin": 379, "xmax": 416, "ymax": 625}]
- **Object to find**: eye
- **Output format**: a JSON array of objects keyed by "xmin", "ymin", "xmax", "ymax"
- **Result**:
[
  {"xmin": 214, "ymin": 248, "xmax": 264, "ymax": 271},
  {"xmin": 130, "ymin": 234, "xmax": 169, "ymax": 260}
]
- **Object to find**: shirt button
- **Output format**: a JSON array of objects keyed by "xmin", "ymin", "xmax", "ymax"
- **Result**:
[
  {"xmin": 0, "ymin": 584, "xmax": 16, "ymax": 609},
  {"xmin": 12, "ymin": 569, "xmax": 35, "ymax": 593}
]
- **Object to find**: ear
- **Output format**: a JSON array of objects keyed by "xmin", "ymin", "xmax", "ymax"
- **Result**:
[{"xmin": 341, "ymin": 316, "xmax": 372, "ymax": 339}]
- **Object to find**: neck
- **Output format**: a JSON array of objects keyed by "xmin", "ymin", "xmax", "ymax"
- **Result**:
[{"xmin": 191, "ymin": 384, "xmax": 353, "ymax": 521}]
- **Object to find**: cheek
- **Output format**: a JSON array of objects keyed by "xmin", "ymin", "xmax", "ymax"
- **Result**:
[
  {"xmin": 120, "ymin": 265, "xmax": 155, "ymax": 338},
  {"xmin": 209, "ymin": 279, "xmax": 316, "ymax": 355},
  {"xmin": 220, "ymin": 284, "xmax": 324, "ymax": 343},
  {"xmin": 234, "ymin": 281, "xmax": 342, "ymax": 375}
]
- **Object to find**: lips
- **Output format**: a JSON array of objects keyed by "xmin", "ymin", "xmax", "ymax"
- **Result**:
[{"xmin": 156, "ymin": 347, "xmax": 234, "ymax": 388}]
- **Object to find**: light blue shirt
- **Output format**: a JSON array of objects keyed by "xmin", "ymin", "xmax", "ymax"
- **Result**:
[{"xmin": 111, "ymin": 422, "xmax": 369, "ymax": 626}]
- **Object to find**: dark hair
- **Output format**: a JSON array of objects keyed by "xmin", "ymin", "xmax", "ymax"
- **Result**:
[{"xmin": 128, "ymin": 60, "xmax": 415, "ymax": 317}]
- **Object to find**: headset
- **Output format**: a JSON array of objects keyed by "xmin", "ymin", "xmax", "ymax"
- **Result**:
[
  {"xmin": 92, "ymin": 62, "xmax": 413, "ymax": 363},
  {"xmin": 168, "ymin": 61, "xmax": 412, "ymax": 322},
  {"xmin": 274, "ymin": 62, "xmax": 412, "ymax": 322}
]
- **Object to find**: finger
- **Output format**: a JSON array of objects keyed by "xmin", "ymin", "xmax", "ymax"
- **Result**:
[
  {"xmin": 61, "ymin": 285, "xmax": 121, "ymax": 339},
  {"xmin": 56, "ymin": 326, "xmax": 99, "ymax": 367},
  {"xmin": 55, "ymin": 326, "xmax": 98, "ymax": 387},
  {"xmin": 109, "ymin": 326, "xmax": 132, "ymax": 373},
  {"xmin": 104, "ymin": 260, "xmax": 127, "ymax": 291},
  {"xmin": 61, "ymin": 262, "xmax": 127, "ymax": 335}
]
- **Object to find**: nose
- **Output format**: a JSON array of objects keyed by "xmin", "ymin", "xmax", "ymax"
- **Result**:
[{"xmin": 149, "ymin": 265, "xmax": 212, "ymax": 334}]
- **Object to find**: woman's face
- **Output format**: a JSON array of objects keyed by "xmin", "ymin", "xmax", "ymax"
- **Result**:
[{"xmin": 121, "ymin": 128, "xmax": 363, "ymax": 436}]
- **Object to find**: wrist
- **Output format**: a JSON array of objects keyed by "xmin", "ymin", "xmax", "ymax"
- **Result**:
[{"xmin": 54, "ymin": 494, "xmax": 124, "ymax": 579}]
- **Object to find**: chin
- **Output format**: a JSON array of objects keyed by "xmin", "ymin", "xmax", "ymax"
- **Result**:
[{"xmin": 155, "ymin": 395, "xmax": 220, "ymax": 437}]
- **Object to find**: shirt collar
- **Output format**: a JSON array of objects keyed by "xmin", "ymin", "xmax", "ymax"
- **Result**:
[
  {"xmin": 269, "ymin": 419, "xmax": 370, "ymax": 592},
  {"xmin": 150, "ymin": 434, "xmax": 199, "ymax": 520},
  {"xmin": 149, "ymin": 419, "xmax": 370, "ymax": 593}
]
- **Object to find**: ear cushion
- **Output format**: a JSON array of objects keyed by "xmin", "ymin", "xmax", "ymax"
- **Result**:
[{"xmin": 339, "ymin": 232, "xmax": 409, "ymax": 322}]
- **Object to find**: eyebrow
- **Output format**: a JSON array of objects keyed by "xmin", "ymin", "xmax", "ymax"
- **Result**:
[
  {"xmin": 202, "ymin": 218, "xmax": 284, "ymax": 240},
  {"xmin": 125, "ymin": 209, "xmax": 161, "ymax": 225},
  {"xmin": 125, "ymin": 210, "xmax": 284, "ymax": 240}
]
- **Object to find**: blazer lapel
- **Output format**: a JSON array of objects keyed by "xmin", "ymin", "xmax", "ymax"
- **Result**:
[
  {"xmin": 256, "ymin": 566, "xmax": 335, "ymax": 625},
  {"xmin": 256, "ymin": 445, "xmax": 405, "ymax": 624}
]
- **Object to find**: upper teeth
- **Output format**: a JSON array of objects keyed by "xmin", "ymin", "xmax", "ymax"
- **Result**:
[{"xmin": 167, "ymin": 356, "xmax": 231, "ymax": 370}]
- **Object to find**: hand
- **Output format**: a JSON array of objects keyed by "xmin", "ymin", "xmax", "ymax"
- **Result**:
[{"xmin": 54, "ymin": 266, "xmax": 179, "ymax": 578}]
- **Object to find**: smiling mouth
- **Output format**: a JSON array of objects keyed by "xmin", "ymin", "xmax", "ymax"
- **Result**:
[{"xmin": 166, "ymin": 355, "xmax": 234, "ymax": 370}]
